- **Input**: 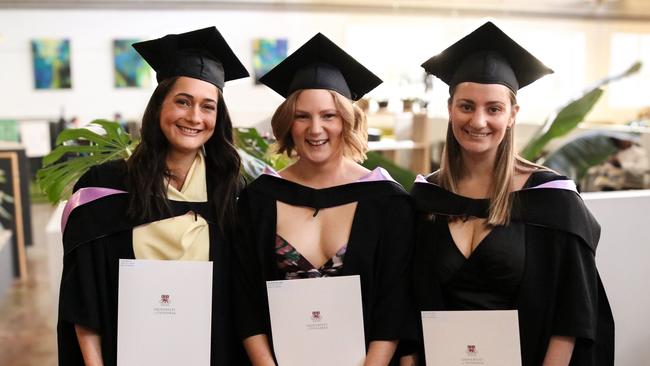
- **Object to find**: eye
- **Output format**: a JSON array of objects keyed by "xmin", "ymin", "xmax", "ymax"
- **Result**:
[
  {"xmin": 322, "ymin": 113, "xmax": 337, "ymax": 120},
  {"xmin": 294, "ymin": 113, "xmax": 309, "ymax": 120},
  {"xmin": 458, "ymin": 103, "xmax": 473, "ymax": 112},
  {"xmin": 202, "ymin": 103, "xmax": 217, "ymax": 111},
  {"xmin": 488, "ymin": 106, "xmax": 503, "ymax": 113},
  {"xmin": 175, "ymin": 98, "xmax": 191, "ymax": 108}
]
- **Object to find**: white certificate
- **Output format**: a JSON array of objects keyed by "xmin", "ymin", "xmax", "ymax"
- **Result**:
[
  {"xmin": 421, "ymin": 310, "xmax": 522, "ymax": 366},
  {"xmin": 117, "ymin": 259, "xmax": 213, "ymax": 366},
  {"xmin": 266, "ymin": 275, "xmax": 366, "ymax": 366}
]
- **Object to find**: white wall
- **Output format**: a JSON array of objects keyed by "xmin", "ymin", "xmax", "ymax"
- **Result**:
[
  {"xmin": 1, "ymin": 9, "xmax": 649, "ymax": 129},
  {"xmin": 583, "ymin": 190, "xmax": 650, "ymax": 365}
]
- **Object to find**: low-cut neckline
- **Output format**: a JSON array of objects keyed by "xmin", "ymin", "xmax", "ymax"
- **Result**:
[{"xmin": 276, "ymin": 233, "xmax": 347, "ymax": 270}]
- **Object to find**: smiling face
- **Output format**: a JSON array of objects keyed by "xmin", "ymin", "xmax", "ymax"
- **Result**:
[
  {"xmin": 448, "ymin": 82, "xmax": 519, "ymax": 159},
  {"xmin": 290, "ymin": 89, "xmax": 344, "ymax": 165},
  {"xmin": 159, "ymin": 76, "xmax": 219, "ymax": 158}
]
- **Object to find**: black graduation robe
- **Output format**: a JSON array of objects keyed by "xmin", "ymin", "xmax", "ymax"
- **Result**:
[
  {"xmin": 410, "ymin": 170, "xmax": 614, "ymax": 366},
  {"xmin": 232, "ymin": 171, "xmax": 419, "ymax": 365},
  {"xmin": 57, "ymin": 159, "xmax": 245, "ymax": 366}
]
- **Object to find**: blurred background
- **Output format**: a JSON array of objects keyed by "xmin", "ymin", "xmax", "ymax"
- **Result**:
[{"xmin": 1, "ymin": 1, "xmax": 649, "ymax": 365}]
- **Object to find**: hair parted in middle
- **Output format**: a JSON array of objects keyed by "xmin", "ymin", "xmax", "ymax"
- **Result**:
[
  {"xmin": 126, "ymin": 76, "xmax": 242, "ymax": 235},
  {"xmin": 439, "ymin": 87, "xmax": 544, "ymax": 226},
  {"xmin": 270, "ymin": 89, "xmax": 368, "ymax": 163}
]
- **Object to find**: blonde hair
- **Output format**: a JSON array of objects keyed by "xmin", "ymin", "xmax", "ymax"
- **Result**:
[
  {"xmin": 439, "ymin": 88, "xmax": 543, "ymax": 226},
  {"xmin": 271, "ymin": 89, "xmax": 368, "ymax": 162}
]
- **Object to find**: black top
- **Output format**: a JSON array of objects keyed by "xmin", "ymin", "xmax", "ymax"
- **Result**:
[
  {"xmin": 435, "ymin": 221, "xmax": 525, "ymax": 310},
  {"xmin": 258, "ymin": 33, "xmax": 382, "ymax": 101},
  {"xmin": 232, "ymin": 173, "xmax": 418, "ymax": 364},
  {"xmin": 133, "ymin": 26, "xmax": 249, "ymax": 89},
  {"xmin": 421, "ymin": 21, "xmax": 553, "ymax": 92},
  {"xmin": 410, "ymin": 170, "xmax": 614, "ymax": 365},
  {"xmin": 57, "ymin": 160, "xmax": 246, "ymax": 366}
]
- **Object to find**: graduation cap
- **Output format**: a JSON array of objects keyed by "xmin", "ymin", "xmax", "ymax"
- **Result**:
[
  {"xmin": 259, "ymin": 33, "xmax": 382, "ymax": 101},
  {"xmin": 133, "ymin": 26, "xmax": 249, "ymax": 89},
  {"xmin": 421, "ymin": 21, "xmax": 553, "ymax": 92}
]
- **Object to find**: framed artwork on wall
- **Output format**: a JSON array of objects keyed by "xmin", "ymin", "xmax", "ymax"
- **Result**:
[
  {"xmin": 113, "ymin": 39, "xmax": 151, "ymax": 88},
  {"xmin": 31, "ymin": 39, "xmax": 72, "ymax": 89},
  {"xmin": 252, "ymin": 38, "xmax": 288, "ymax": 84}
]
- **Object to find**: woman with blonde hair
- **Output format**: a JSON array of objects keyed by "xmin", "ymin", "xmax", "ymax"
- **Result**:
[
  {"xmin": 233, "ymin": 33, "xmax": 417, "ymax": 365},
  {"xmin": 411, "ymin": 22, "xmax": 614, "ymax": 365}
]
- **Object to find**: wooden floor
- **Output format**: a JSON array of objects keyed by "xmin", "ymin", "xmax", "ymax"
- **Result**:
[{"xmin": 0, "ymin": 203, "xmax": 57, "ymax": 366}]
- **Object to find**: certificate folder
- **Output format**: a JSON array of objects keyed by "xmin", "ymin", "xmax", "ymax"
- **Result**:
[
  {"xmin": 266, "ymin": 275, "xmax": 366, "ymax": 366},
  {"xmin": 117, "ymin": 259, "xmax": 213, "ymax": 366},
  {"xmin": 421, "ymin": 310, "xmax": 522, "ymax": 366}
]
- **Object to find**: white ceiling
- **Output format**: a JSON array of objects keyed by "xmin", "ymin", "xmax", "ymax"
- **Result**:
[{"xmin": 2, "ymin": 0, "xmax": 650, "ymax": 20}]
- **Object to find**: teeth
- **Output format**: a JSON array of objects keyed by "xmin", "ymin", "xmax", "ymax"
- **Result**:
[
  {"xmin": 306, "ymin": 139, "xmax": 327, "ymax": 146},
  {"xmin": 178, "ymin": 126, "xmax": 200, "ymax": 134},
  {"xmin": 467, "ymin": 131, "xmax": 489, "ymax": 137}
]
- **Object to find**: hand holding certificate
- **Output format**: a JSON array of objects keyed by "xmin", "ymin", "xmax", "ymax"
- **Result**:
[
  {"xmin": 266, "ymin": 275, "xmax": 366, "ymax": 366},
  {"xmin": 117, "ymin": 259, "xmax": 213, "ymax": 366},
  {"xmin": 421, "ymin": 310, "xmax": 522, "ymax": 366}
]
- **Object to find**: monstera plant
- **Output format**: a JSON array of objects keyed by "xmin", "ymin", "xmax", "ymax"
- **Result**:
[
  {"xmin": 38, "ymin": 121, "xmax": 417, "ymax": 204},
  {"xmin": 37, "ymin": 120, "xmax": 137, "ymax": 204}
]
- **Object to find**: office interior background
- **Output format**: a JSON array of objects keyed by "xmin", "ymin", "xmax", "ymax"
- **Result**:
[{"xmin": 1, "ymin": 0, "xmax": 649, "ymax": 365}]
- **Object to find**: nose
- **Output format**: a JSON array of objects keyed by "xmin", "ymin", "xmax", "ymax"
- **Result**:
[
  {"xmin": 468, "ymin": 109, "xmax": 488, "ymax": 129},
  {"xmin": 187, "ymin": 105, "xmax": 202, "ymax": 124},
  {"xmin": 307, "ymin": 118, "xmax": 325, "ymax": 134}
]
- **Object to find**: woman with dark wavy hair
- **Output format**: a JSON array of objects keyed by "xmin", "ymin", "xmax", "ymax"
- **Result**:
[{"xmin": 57, "ymin": 27, "xmax": 248, "ymax": 366}]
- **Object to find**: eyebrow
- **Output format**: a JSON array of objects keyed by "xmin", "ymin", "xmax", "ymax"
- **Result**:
[
  {"xmin": 456, "ymin": 98, "xmax": 505, "ymax": 105},
  {"xmin": 175, "ymin": 92, "xmax": 217, "ymax": 104},
  {"xmin": 294, "ymin": 108, "xmax": 338, "ymax": 113}
]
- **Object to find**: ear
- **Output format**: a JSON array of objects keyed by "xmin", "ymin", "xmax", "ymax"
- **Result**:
[{"xmin": 509, "ymin": 104, "xmax": 520, "ymax": 128}]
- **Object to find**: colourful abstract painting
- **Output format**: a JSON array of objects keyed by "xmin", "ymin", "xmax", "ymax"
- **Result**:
[
  {"xmin": 252, "ymin": 38, "xmax": 288, "ymax": 83},
  {"xmin": 113, "ymin": 39, "xmax": 151, "ymax": 88},
  {"xmin": 31, "ymin": 39, "xmax": 71, "ymax": 89}
]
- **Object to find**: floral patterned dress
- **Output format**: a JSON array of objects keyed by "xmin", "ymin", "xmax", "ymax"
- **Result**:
[{"xmin": 275, "ymin": 234, "xmax": 346, "ymax": 279}]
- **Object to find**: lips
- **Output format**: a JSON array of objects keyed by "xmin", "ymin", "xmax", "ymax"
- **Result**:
[
  {"xmin": 306, "ymin": 139, "xmax": 328, "ymax": 146},
  {"xmin": 464, "ymin": 129, "xmax": 490, "ymax": 138},
  {"xmin": 177, "ymin": 125, "xmax": 202, "ymax": 135}
]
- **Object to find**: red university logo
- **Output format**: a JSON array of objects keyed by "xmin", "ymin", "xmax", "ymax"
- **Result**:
[{"xmin": 160, "ymin": 294, "xmax": 170, "ymax": 305}]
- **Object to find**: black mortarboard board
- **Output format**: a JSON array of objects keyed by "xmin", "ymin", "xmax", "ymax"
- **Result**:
[
  {"xmin": 132, "ymin": 26, "xmax": 249, "ymax": 90},
  {"xmin": 421, "ymin": 21, "xmax": 553, "ymax": 93},
  {"xmin": 259, "ymin": 33, "xmax": 382, "ymax": 101}
]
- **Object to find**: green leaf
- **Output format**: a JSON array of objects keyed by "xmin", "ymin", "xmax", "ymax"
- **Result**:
[
  {"xmin": 234, "ymin": 127, "xmax": 292, "ymax": 173},
  {"xmin": 520, "ymin": 88, "xmax": 604, "ymax": 161},
  {"xmin": 519, "ymin": 61, "xmax": 642, "ymax": 161},
  {"xmin": 362, "ymin": 151, "xmax": 417, "ymax": 191},
  {"xmin": 541, "ymin": 131, "xmax": 638, "ymax": 183},
  {"xmin": 37, "ymin": 120, "xmax": 136, "ymax": 204}
]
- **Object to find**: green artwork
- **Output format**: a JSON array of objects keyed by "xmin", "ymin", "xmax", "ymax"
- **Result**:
[
  {"xmin": 0, "ymin": 120, "xmax": 19, "ymax": 142},
  {"xmin": 31, "ymin": 39, "xmax": 72, "ymax": 89},
  {"xmin": 113, "ymin": 39, "xmax": 151, "ymax": 88}
]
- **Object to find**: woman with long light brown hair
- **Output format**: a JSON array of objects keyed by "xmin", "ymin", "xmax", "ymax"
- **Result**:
[{"xmin": 411, "ymin": 22, "xmax": 614, "ymax": 365}]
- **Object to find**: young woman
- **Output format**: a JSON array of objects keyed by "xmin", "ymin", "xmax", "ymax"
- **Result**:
[
  {"xmin": 233, "ymin": 33, "xmax": 417, "ymax": 366},
  {"xmin": 410, "ymin": 22, "xmax": 614, "ymax": 365},
  {"xmin": 57, "ymin": 27, "xmax": 248, "ymax": 365}
]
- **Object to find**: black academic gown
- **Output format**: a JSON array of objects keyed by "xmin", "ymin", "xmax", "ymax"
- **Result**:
[
  {"xmin": 410, "ymin": 171, "xmax": 614, "ymax": 366},
  {"xmin": 232, "ymin": 173, "xmax": 419, "ymax": 365},
  {"xmin": 57, "ymin": 160, "xmax": 245, "ymax": 366}
]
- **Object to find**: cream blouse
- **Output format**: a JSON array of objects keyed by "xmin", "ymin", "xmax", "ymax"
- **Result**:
[{"xmin": 132, "ymin": 152, "xmax": 209, "ymax": 261}]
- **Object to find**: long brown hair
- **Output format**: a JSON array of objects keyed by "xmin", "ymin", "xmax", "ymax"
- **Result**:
[
  {"xmin": 126, "ymin": 77, "xmax": 242, "ymax": 234},
  {"xmin": 439, "ymin": 86, "xmax": 541, "ymax": 226}
]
